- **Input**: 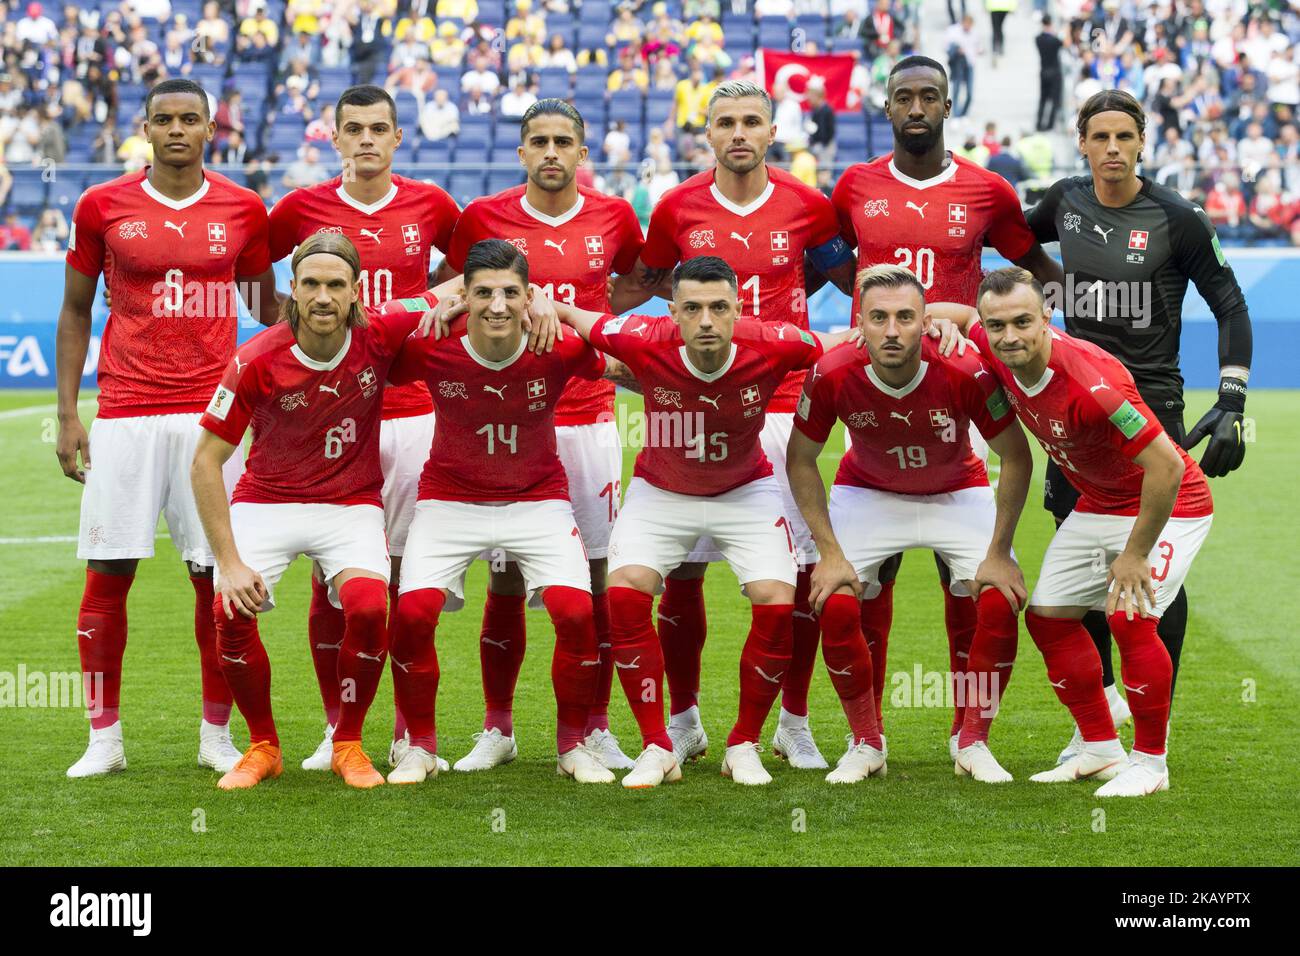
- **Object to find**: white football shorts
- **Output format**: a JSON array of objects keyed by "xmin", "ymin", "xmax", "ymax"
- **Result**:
[
  {"xmin": 556, "ymin": 420, "xmax": 623, "ymax": 559},
  {"xmin": 1029, "ymin": 511, "xmax": 1213, "ymax": 618},
  {"xmin": 216, "ymin": 502, "xmax": 390, "ymax": 611},
  {"xmin": 829, "ymin": 483, "xmax": 1000, "ymax": 599},
  {"xmin": 380, "ymin": 412, "xmax": 436, "ymax": 558},
  {"xmin": 78, "ymin": 412, "xmax": 244, "ymax": 565},
  {"xmin": 610, "ymin": 476, "xmax": 799, "ymax": 590},
  {"xmin": 400, "ymin": 498, "xmax": 592, "ymax": 610}
]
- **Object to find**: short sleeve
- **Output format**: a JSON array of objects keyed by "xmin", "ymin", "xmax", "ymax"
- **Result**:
[
  {"xmin": 373, "ymin": 290, "xmax": 438, "ymax": 354},
  {"xmin": 1024, "ymin": 179, "xmax": 1064, "ymax": 245},
  {"xmin": 611, "ymin": 199, "xmax": 645, "ymax": 275},
  {"xmin": 235, "ymin": 199, "xmax": 273, "ymax": 276},
  {"xmin": 267, "ymin": 191, "xmax": 300, "ymax": 263},
  {"xmin": 388, "ymin": 331, "xmax": 434, "ymax": 387},
  {"xmin": 805, "ymin": 188, "xmax": 841, "ymax": 247},
  {"xmin": 1075, "ymin": 352, "xmax": 1162, "ymax": 460},
  {"xmin": 66, "ymin": 191, "xmax": 106, "ymax": 278},
  {"xmin": 954, "ymin": 351, "xmax": 1013, "ymax": 441},
  {"xmin": 444, "ymin": 201, "xmax": 483, "ymax": 273},
  {"xmin": 735, "ymin": 319, "xmax": 823, "ymax": 376},
  {"xmin": 562, "ymin": 336, "xmax": 607, "ymax": 382},
  {"xmin": 830, "ymin": 166, "xmax": 858, "ymax": 250},
  {"xmin": 587, "ymin": 312, "xmax": 639, "ymax": 362},
  {"xmin": 792, "ymin": 361, "xmax": 837, "ymax": 443},
  {"xmin": 639, "ymin": 196, "xmax": 682, "ymax": 270},
  {"xmin": 985, "ymin": 174, "xmax": 1037, "ymax": 261},
  {"xmin": 200, "ymin": 352, "xmax": 258, "ymax": 445}
]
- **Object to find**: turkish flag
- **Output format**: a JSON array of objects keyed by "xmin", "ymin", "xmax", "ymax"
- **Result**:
[{"xmin": 760, "ymin": 49, "xmax": 856, "ymax": 111}]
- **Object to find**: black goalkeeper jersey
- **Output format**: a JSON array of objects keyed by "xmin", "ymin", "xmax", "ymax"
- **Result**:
[{"xmin": 1026, "ymin": 175, "xmax": 1249, "ymax": 415}]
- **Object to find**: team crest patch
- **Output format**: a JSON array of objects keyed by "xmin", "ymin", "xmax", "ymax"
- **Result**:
[
  {"xmin": 688, "ymin": 229, "xmax": 715, "ymax": 249},
  {"xmin": 206, "ymin": 385, "xmax": 234, "ymax": 420},
  {"xmin": 118, "ymin": 220, "xmax": 148, "ymax": 239},
  {"xmin": 652, "ymin": 386, "xmax": 682, "ymax": 409},
  {"xmin": 601, "ymin": 315, "xmax": 630, "ymax": 335},
  {"xmin": 279, "ymin": 391, "xmax": 309, "ymax": 412},
  {"xmin": 740, "ymin": 384, "xmax": 761, "ymax": 406},
  {"xmin": 1108, "ymin": 400, "xmax": 1148, "ymax": 439},
  {"xmin": 796, "ymin": 391, "xmax": 811, "ymax": 420},
  {"xmin": 527, "ymin": 378, "xmax": 547, "ymax": 398},
  {"xmin": 985, "ymin": 387, "xmax": 1010, "ymax": 420},
  {"xmin": 862, "ymin": 199, "xmax": 889, "ymax": 218},
  {"xmin": 848, "ymin": 410, "xmax": 878, "ymax": 429},
  {"xmin": 439, "ymin": 381, "xmax": 467, "ymax": 399},
  {"xmin": 357, "ymin": 366, "xmax": 378, "ymax": 398}
]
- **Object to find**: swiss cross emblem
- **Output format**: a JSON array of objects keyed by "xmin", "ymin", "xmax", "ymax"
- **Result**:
[
  {"xmin": 527, "ymin": 378, "xmax": 547, "ymax": 398},
  {"xmin": 208, "ymin": 223, "xmax": 226, "ymax": 241},
  {"xmin": 402, "ymin": 223, "xmax": 420, "ymax": 244},
  {"xmin": 948, "ymin": 204, "xmax": 966, "ymax": 223},
  {"xmin": 1128, "ymin": 230, "xmax": 1149, "ymax": 250},
  {"xmin": 584, "ymin": 235, "xmax": 604, "ymax": 255},
  {"xmin": 929, "ymin": 407, "xmax": 950, "ymax": 427},
  {"xmin": 740, "ymin": 384, "xmax": 761, "ymax": 406},
  {"xmin": 770, "ymin": 231, "xmax": 789, "ymax": 251},
  {"xmin": 357, "ymin": 367, "xmax": 377, "ymax": 397},
  {"xmin": 1050, "ymin": 419, "xmax": 1067, "ymax": 438}
]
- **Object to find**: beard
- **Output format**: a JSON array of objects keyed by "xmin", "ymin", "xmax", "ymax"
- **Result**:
[{"xmin": 897, "ymin": 122, "xmax": 942, "ymax": 156}]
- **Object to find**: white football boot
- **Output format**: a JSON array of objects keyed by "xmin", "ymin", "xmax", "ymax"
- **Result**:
[
  {"xmin": 387, "ymin": 745, "xmax": 440, "ymax": 784},
  {"xmin": 583, "ymin": 728, "xmax": 636, "ymax": 770},
  {"xmin": 198, "ymin": 720, "xmax": 242, "ymax": 774},
  {"xmin": 621, "ymin": 744, "xmax": 682, "ymax": 789},
  {"xmin": 1095, "ymin": 751, "xmax": 1170, "ymax": 797},
  {"xmin": 720, "ymin": 741, "xmax": 772, "ymax": 786},
  {"xmin": 948, "ymin": 733, "xmax": 959, "ymax": 762},
  {"xmin": 389, "ymin": 732, "xmax": 449, "ymax": 773},
  {"xmin": 557, "ymin": 745, "xmax": 616, "ymax": 783},
  {"xmin": 954, "ymin": 740, "xmax": 1013, "ymax": 783},
  {"xmin": 825, "ymin": 735, "xmax": 887, "ymax": 784},
  {"xmin": 453, "ymin": 727, "xmax": 517, "ymax": 772},
  {"xmin": 1056, "ymin": 685, "xmax": 1133, "ymax": 764},
  {"xmin": 771, "ymin": 708, "xmax": 829, "ymax": 769},
  {"xmin": 1031, "ymin": 738, "xmax": 1126, "ymax": 783},
  {"xmin": 67, "ymin": 722, "xmax": 126, "ymax": 778},
  {"xmin": 667, "ymin": 706, "xmax": 708, "ymax": 765},
  {"xmin": 301, "ymin": 723, "xmax": 335, "ymax": 771}
]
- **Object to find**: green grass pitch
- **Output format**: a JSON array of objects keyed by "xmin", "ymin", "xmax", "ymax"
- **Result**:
[{"xmin": 0, "ymin": 388, "xmax": 1296, "ymax": 866}]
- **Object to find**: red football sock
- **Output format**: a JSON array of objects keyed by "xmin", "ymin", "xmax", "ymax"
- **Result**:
[
  {"xmin": 480, "ymin": 590, "xmax": 526, "ymax": 735},
  {"xmin": 389, "ymin": 581, "xmax": 408, "ymax": 742},
  {"xmin": 608, "ymin": 586, "xmax": 672, "ymax": 751},
  {"xmin": 189, "ymin": 575, "xmax": 232, "ymax": 725},
  {"xmin": 819, "ymin": 593, "xmax": 882, "ymax": 747},
  {"xmin": 390, "ymin": 588, "xmax": 445, "ymax": 754},
  {"xmin": 585, "ymin": 590, "xmax": 613, "ymax": 734},
  {"xmin": 780, "ymin": 568, "xmax": 819, "ymax": 717},
  {"xmin": 77, "ymin": 568, "xmax": 133, "ymax": 730},
  {"xmin": 657, "ymin": 575, "xmax": 706, "ymax": 716},
  {"xmin": 1026, "ymin": 612, "xmax": 1114, "ymax": 742},
  {"xmin": 728, "ymin": 604, "xmax": 794, "ymax": 746},
  {"xmin": 333, "ymin": 578, "xmax": 389, "ymax": 742},
  {"xmin": 307, "ymin": 576, "xmax": 343, "ymax": 727},
  {"xmin": 1109, "ymin": 612, "xmax": 1172, "ymax": 755},
  {"xmin": 859, "ymin": 580, "xmax": 894, "ymax": 727},
  {"xmin": 943, "ymin": 584, "xmax": 978, "ymax": 736},
  {"xmin": 958, "ymin": 590, "xmax": 1019, "ymax": 747},
  {"xmin": 543, "ymin": 586, "xmax": 599, "ymax": 754},
  {"xmin": 214, "ymin": 595, "xmax": 277, "ymax": 746}
]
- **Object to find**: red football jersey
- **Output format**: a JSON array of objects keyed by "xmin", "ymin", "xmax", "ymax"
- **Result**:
[
  {"xmin": 268, "ymin": 174, "xmax": 461, "ymax": 419},
  {"xmin": 966, "ymin": 323, "xmax": 1213, "ymax": 518},
  {"xmin": 832, "ymin": 153, "xmax": 1036, "ymax": 307},
  {"xmin": 388, "ymin": 328, "xmax": 606, "ymax": 502},
  {"xmin": 795, "ymin": 337, "xmax": 1013, "ymax": 494},
  {"xmin": 445, "ymin": 185, "xmax": 643, "ymax": 426},
  {"xmin": 67, "ymin": 168, "xmax": 272, "ymax": 418},
  {"xmin": 199, "ymin": 302, "xmax": 423, "ymax": 506},
  {"xmin": 589, "ymin": 314, "xmax": 823, "ymax": 496},
  {"xmin": 640, "ymin": 165, "xmax": 841, "ymax": 413}
]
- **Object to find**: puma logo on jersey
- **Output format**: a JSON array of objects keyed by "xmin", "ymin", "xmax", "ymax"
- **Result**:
[
  {"xmin": 890, "ymin": 410, "xmax": 913, "ymax": 425},
  {"xmin": 360, "ymin": 227, "xmax": 383, "ymax": 244},
  {"xmin": 973, "ymin": 369, "xmax": 989, "ymax": 380},
  {"xmin": 483, "ymin": 384, "xmax": 508, "ymax": 399},
  {"xmin": 164, "ymin": 220, "xmax": 187, "ymax": 238},
  {"xmin": 755, "ymin": 666, "xmax": 784, "ymax": 684},
  {"xmin": 1123, "ymin": 682, "xmax": 1149, "ymax": 696},
  {"xmin": 730, "ymin": 231, "xmax": 753, "ymax": 249},
  {"xmin": 319, "ymin": 381, "xmax": 340, "ymax": 396},
  {"xmin": 614, "ymin": 656, "xmax": 641, "ymax": 670},
  {"xmin": 234, "ymin": 356, "xmax": 246, "ymax": 374},
  {"xmin": 1090, "ymin": 381, "xmax": 1111, "ymax": 393},
  {"xmin": 699, "ymin": 394, "xmax": 721, "ymax": 409},
  {"xmin": 544, "ymin": 239, "xmax": 567, "ymax": 255},
  {"xmin": 314, "ymin": 641, "xmax": 343, "ymax": 651},
  {"xmin": 656, "ymin": 613, "xmax": 680, "ymax": 627},
  {"xmin": 221, "ymin": 653, "xmax": 249, "ymax": 666},
  {"xmin": 76, "ymin": 628, "xmax": 95, "ymax": 640},
  {"xmin": 1025, "ymin": 407, "xmax": 1041, "ymax": 424},
  {"xmin": 481, "ymin": 637, "xmax": 510, "ymax": 649},
  {"xmin": 1093, "ymin": 224, "xmax": 1114, "ymax": 244},
  {"xmin": 1049, "ymin": 678, "xmax": 1067, "ymax": 689},
  {"xmin": 906, "ymin": 201, "xmax": 928, "ymax": 218},
  {"xmin": 629, "ymin": 322, "xmax": 648, "ymax": 336}
]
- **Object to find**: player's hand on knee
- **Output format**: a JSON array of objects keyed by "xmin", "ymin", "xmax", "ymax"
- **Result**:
[
  {"xmin": 56, "ymin": 418, "xmax": 90, "ymax": 483},
  {"xmin": 809, "ymin": 553, "xmax": 861, "ymax": 615},
  {"xmin": 973, "ymin": 553, "xmax": 1027, "ymax": 613},
  {"xmin": 220, "ymin": 563, "xmax": 267, "ymax": 620},
  {"xmin": 1105, "ymin": 551, "xmax": 1156, "ymax": 622},
  {"xmin": 926, "ymin": 317, "xmax": 967, "ymax": 357}
]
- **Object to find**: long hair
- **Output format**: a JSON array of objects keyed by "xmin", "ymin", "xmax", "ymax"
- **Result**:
[{"xmin": 282, "ymin": 232, "xmax": 368, "ymax": 333}]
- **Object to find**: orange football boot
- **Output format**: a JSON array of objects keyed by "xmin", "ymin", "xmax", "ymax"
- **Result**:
[
  {"xmin": 217, "ymin": 740, "xmax": 283, "ymax": 790},
  {"xmin": 332, "ymin": 740, "xmax": 385, "ymax": 789}
]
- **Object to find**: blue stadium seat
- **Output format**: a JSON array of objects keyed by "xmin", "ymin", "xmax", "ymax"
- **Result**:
[
  {"xmin": 721, "ymin": 14, "xmax": 755, "ymax": 45},
  {"xmin": 455, "ymin": 124, "xmax": 492, "ymax": 154},
  {"xmin": 490, "ymin": 144, "xmax": 519, "ymax": 165},
  {"xmin": 646, "ymin": 89, "xmax": 673, "ymax": 126},
  {"xmin": 47, "ymin": 173, "xmax": 87, "ymax": 212},
  {"xmin": 477, "ymin": 0, "xmax": 506, "ymax": 25},
  {"xmin": 434, "ymin": 66, "xmax": 462, "ymax": 92},
  {"xmin": 547, "ymin": 15, "xmax": 577, "ymax": 42},
  {"xmin": 267, "ymin": 120, "xmax": 309, "ymax": 154},
  {"xmin": 8, "ymin": 170, "xmax": 47, "ymax": 213},
  {"xmin": 394, "ymin": 92, "xmax": 421, "ymax": 126},
  {"xmin": 757, "ymin": 17, "xmax": 792, "ymax": 50},
  {"xmin": 837, "ymin": 115, "xmax": 868, "ymax": 157},
  {"xmin": 607, "ymin": 89, "xmax": 643, "ymax": 124},
  {"xmin": 584, "ymin": 0, "xmax": 612, "ymax": 22},
  {"xmin": 233, "ymin": 69, "xmax": 271, "ymax": 101},
  {"xmin": 418, "ymin": 139, "xmax": 452, "ymax": 165},
  {"xmin": 867, "ymin": 116, "xmax": 893, "ymax": 155},
  {"xmin": 574, "ymin": 70, "xmax": 607, "ymax": 99},
  {"xmin": 448, "ymin": 171, "xmax": 486, "ymax": 207},
  {"xmin": 485, "ymin": 170, "xmax": 525, "ymax": 194},
  {"xmin": 317, "ymin": 67, "xmax": 353, "ymax": 103},
  {"xmin": 830, "ymin": 36, "xmax": 865, "ymax": 54},
  {"xmin": 795, "ymin": 15, "xmax": 827, "ymax": 48},
  {"xmin": 576, "ymin": 23, "xmax": 606, "ymax": 51},
  {"xmin": 536, "ymin": 68, "xmax": 571, "ymax": 100}
]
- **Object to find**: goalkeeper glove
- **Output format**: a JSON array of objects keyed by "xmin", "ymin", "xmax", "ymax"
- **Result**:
[{"xmin": 1185, "ymin": 377, "xmax": 1247, "ymax": 478}]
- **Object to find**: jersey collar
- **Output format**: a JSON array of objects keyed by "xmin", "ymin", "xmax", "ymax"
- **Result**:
[
  {"xmin": 520, "ymin": 191, "xmax": 585, "ymax": 227},
  {"xmin": 291, "ymin": 328, "xmax": 352, "ymax": 371},
  {"xmin": 887, "ymin": 153, "xmax": 960, "ymax": 191},
  {"xmin": 1013, "ymin": 330, "xmax": 1061, "ymax": 397},
  {"xmin": 462, "ymin": 332, "xmax": 528, "ymax": 371},
  {"xmin": 679, "ymin": 344, "xmax": 737, "ymax": 382},
  {"xmin": 140, "ymin": 172, "xmax": 211, "ymax": 211},
  {"xmin": 708, "ymin": 178, "xmax": 775, "ymax": 217},
  {"xmin": 866, "ymin": 360, "xmax": 928, "ymax": 398},
  {"xmin": 335, "ymin": 181, "xmax": 399, "ymax": 215}
]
